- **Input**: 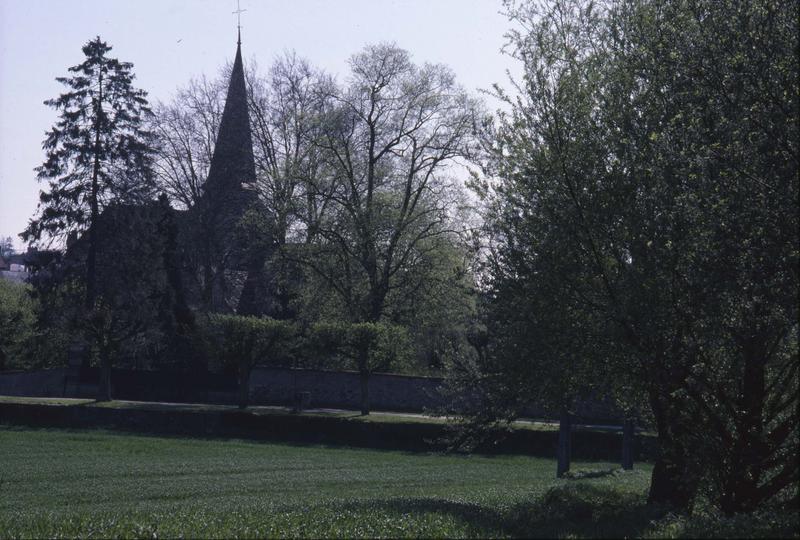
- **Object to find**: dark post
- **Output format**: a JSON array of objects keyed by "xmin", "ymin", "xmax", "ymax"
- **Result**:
[
  {"xmin": 67, "ymin": 340, "xmax": 89, "ymax": 370},
  {"xmin": 359, "ymin": 370, "xmax": 370, "ymax": 416},
  {"xmin": 238, "ymin": 361, "xmax": 251, "ymax": 409},
  {"xmin": 557, "ymin": 408, "xmax": 572, "ymax": 478},
  {"xmin": 622, "ymin": 418, "xmax": 634, "ymax": 470}
]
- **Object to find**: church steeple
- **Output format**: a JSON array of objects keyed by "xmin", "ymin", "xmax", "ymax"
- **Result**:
[
  {"xmin": 197, "ymin": 34, "xmax": 259, "ymax": 314},
  {"xmin": 203, "ymin": 38, "xmax": 255, "ymax": 200}
]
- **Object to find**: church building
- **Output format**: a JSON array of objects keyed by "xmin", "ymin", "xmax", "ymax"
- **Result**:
[{"xmin": 190, "ymin": 28, "xmax": 270, "ymax": 316}]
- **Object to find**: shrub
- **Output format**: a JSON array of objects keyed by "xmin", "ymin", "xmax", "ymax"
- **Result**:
[
  {"xmin": 307, "ymin": 321, "xmax": 411, "ymax": 374},
  {"xmin": 306, "ymin": 321, "xmax": 412, "ymax": 414},
  {"xmin": 0, "ymin": 280, "xmax": 36, "ymax": 370},
  {"xmin": 204, "ymin": 314, "xmax": 296, "ymax": 407}
]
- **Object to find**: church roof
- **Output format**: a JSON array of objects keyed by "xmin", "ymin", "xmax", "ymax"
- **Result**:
[{"xmin": 203, "ymin": 38, "xmax": 256, "ymax": 205}]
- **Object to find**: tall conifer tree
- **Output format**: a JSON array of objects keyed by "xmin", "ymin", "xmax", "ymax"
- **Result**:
[{"xmin": 24, "ymin": 37, "xmax": 155, "ymax": 308}]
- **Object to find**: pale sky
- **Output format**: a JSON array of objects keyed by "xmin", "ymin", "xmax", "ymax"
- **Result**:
[{"xmin": 0, "ymin": 0, "xmax": 521, "ymax": 250}]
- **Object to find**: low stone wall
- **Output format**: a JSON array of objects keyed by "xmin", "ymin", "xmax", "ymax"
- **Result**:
[
  {"xmin": 0, "ymin": 366, "xmax": 620, "ymax": 422},
  {"xmin": 0, "ymin": 368, "xmax": 70, "ymax": 397},
  {"xmin": 0, "ymin": 367, "xmax": 237, "ymax": 404},
  {"xmin": 0, "ymin": 366, "xmax": 446, "ymax": 412}
]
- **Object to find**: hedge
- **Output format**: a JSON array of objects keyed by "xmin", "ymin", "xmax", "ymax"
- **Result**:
[{"xmin": 0, "ymin": 401, "xmax": 657, "ymax": 461}]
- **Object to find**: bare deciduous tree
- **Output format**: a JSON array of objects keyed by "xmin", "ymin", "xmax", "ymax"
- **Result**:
[
  {"xmin": 301, "ymin": 43, "xmax": 483, "ymax": 413},
  {"xmin": 151, "ymin": 74, "xmax": 226, "ymax": 210},
  {"xmin": 247, "ymin": 53, "xmax": 335, "ymax": 245}
]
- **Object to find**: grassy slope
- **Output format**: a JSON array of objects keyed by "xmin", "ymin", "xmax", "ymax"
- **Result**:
[
  {"xmin": 0, "ymin": 426, "xmax": 649, "ymax": 538},
  {"xmin": 0, "ymin": 427, "xmax": 795, "ymax": 538}
]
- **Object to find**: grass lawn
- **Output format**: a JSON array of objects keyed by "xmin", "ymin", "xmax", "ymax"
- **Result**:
[{"xmin": 0, "ymin": 427, "xmax": 795, "ymax": 538}]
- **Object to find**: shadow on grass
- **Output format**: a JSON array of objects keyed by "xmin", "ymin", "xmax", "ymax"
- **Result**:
[
  {"xmin": 340, "ymin": 483, "xmax": 664, "ymax": 539},
  {"xmin": 561, "ymin": 467, "xmax": 621, "ymax": 480}
]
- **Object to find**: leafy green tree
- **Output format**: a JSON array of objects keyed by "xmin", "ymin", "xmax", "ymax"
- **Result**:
[
  {"xmin": 0, "ymin": 280, "xmax": 36, "ymax": 370},
  {"xmin": 306, "ymin": 43, "xmax": 480, "ymax": 326},
  {"xmin": 283, "ymin": 44, "xmax": 482, "ymax": 413},
  {"xmin": 206, "ymin": 314, "xmax": 296, "ymax": 408},
  {"xmin": 309, "ymin": 321, "xmax": 411, "ymax": 414},
  {"xmin": 86, "ymin": 202, "xmax": 186, "ymax": 398},
  {"xmin": 481, "ymin": 0, "xmax": 797, "ymax": 513},
  {"xmin": 0, "ymin": 237, "xmax": 14, "ymax": 259},
  {"xmin": 384, "ymin": 235, "xmax": 478, "ymax": 374}
]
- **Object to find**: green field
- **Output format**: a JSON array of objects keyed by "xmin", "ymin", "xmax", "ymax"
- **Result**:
[{"xmin": 0, "ymin": 427, "xmax": 794, "ymax": 538}]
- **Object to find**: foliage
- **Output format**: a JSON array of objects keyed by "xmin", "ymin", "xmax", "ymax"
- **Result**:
[
  {"xmin": 151, "ymin": 43, "xmax": 482, "ymax": 381},
  {"xmin": 150, "ymin": 74, "xmax": 226, "ymax": 210},
  {"xmin": 479, "ymin": 0, "xmax": 798, "ymax": 513},
  {"xmin": 0, "ymin": 236, "xmax": 14, "ymax": 258},
  {"xmin": 21, "ymin": 198, "xmax": 203, "ymax": 377},
  {"xmin": 0, "ymin": 275, "xmax": 74, "ymax": 372},
  {"xmin": 384, "ymin": 231, "xmax": 479, "ymax": 373},
  {"xmin": 205, "ymin": 314, "xmax": 296, "ymax": 371},
  {"xmin": 21, "ymin": 36, "xmax": 156, "ymax": 400},
  {"xmin": 86, "ymin": 204, "xmax": 173, "ymax": 368},
  {"xmin": 306, "ymin": 321, "xmax": 412, "ymax": 374},
  {"xmin": 0, "ymin": 280, "xmax": 36, "ymax": 370},
  {"xmin": 248, "ymin": 53, "xmax": 334, "ymax": 246},
  {"xmin": 23, "ymin": 252, "xmax": 83, "ymax": 369},
  {"xmin": 296, "ymin": 43, "xmax": 482, "ymax": 326},
  {"xmin": 204, "ymin": 314, "xmax": 296, "ymax": 406}
]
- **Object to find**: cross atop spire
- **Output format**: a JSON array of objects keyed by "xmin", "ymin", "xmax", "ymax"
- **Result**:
[{"xmin": 233, "ymin": 0, "xmax": 246, "ymax": 45}]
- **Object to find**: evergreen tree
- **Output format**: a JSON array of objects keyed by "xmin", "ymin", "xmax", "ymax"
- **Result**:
[
  {"xmin": 23, "ymin": 37, "xmax": 156, "ymax": 401},
  {"xmin": 0, "ymin": 237, "xmax": 14, "ymax": 259},
  {"xmin": 23, "ymin": 36, "xmax": 155, "ymax": 309}
]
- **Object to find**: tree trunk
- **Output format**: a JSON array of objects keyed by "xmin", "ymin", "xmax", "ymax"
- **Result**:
[
  {"xmin": 359, "ymin": 370, "xmax": 370, "ymax": 416},
  {"xmin": 86, "ymin": 69, "xmax": 103, "ymax": 310},
  {"xmin": 238, "ymin": 363, "xmax": 251, "ymax": 409},
  {"xmin": 202, "ymin": 259, "xmax": 214, "ymax": 312},
  {"xmin": 357, "ymin": 342, "xmax": 371, "ymax": 415},
  {"xmin": 648, "ymin": 455, "xmax": 696, "ymax": 510},
  {"xmin": 556, "ymin": 408, "xmax": 572, "ymax": 478},
  {"xmin": 97, "ymin": 348, "xmax": 112, "ymax": 402},
  {"xmin": 622, "ymin": 418, "xmax": 634, "ymax": 470},
  {"xmin": 647, "ymin": 390, "xmax": 699, "ymax": 511},
  {"xmin": 719, "ymin": 337, "xmax": 768, "ymax": 514}
]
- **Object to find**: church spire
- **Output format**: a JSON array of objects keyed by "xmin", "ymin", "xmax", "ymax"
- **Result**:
[
  {"xmin": 203, "ymin": 33, "xmax": 255, "ymax": 203},
  {"xmin": 198, "ymin": 30, "xmax": 258, "ymax": 314}
]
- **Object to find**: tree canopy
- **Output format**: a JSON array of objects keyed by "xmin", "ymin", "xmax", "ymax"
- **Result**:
[{"xmin": 474, "ymin": 0, "xmax": 798, "ymax": 513}]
